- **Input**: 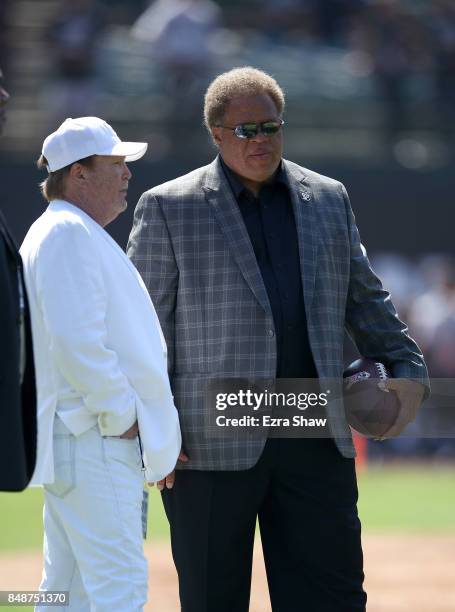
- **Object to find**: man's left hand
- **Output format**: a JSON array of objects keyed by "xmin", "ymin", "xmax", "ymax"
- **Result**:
[
  {"xmin": 378, "ymin": 379, "xmax": 426, "ymax": 439},
  {"xmin": 148, "ymin": 449, "xmax": 189, "ymax": 490}
]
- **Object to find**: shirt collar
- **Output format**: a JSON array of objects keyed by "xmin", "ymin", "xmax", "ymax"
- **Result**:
[{"xmin": 220, "ymin": 156, "xmax": 287, "ymax": 199}]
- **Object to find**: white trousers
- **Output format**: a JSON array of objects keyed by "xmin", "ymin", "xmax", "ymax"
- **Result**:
[{"xmin": 36, "ymin": 416, "xmax": 147, "ymax": 612}]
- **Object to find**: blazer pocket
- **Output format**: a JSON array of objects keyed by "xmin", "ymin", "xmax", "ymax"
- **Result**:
[{"xmin": 45, "ymin": 434, "xmax": 76, "ymax": 498}]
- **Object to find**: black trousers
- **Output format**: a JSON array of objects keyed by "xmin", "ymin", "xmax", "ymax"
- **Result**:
[{"xmin": 162, "ymin": 438, "xmax": 367, "ymax": 612}]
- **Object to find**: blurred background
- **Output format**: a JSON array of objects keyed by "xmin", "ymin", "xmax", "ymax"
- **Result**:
[{"xmin": 0, "ymin": 1, "xmax": 454, "ymax": 610}]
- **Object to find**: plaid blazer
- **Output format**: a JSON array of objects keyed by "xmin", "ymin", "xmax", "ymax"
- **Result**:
[{"xmin": 127, "ymin": 156, "xmax": 428, "ymax": 469}]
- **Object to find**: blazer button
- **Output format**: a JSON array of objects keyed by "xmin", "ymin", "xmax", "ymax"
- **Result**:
[{"xmin": 268, "ymin": 329, "xmax": 275, "ymax": 337}]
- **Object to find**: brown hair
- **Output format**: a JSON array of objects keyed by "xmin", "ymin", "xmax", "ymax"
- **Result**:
[
  {"xmin": 203, "ymin": 66, "xmax": 285, "ymax": 132},
  {"xmin": 37, "ymin": 155, "xmax": 95, "ymax": 202}
]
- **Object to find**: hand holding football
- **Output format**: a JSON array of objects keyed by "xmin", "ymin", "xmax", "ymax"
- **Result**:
[{"xmin": 343, "ymin": 358, "xmax": 400, "ymax": 438}]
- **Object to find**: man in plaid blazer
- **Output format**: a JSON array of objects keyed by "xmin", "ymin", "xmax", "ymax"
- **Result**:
[{"xmin": 128, "ymin": 67, "xmax": 428, "ymax": 612}]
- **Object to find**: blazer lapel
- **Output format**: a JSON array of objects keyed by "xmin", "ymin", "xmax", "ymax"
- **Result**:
[
  {"xmin": 203, "ymin": 158, "xmax": 272, "ymax": 316},
  {"xmin": 283, "ymin": 160, "xmax": 318, "ymax": 318},
  {"xmin": 51, "ymin": 200, "xmax": 142, "ymax": 285}
]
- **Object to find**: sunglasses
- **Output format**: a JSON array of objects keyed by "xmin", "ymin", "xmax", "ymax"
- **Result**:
[{"xmin": 217, "ymin": 119, "xmax": 284, "ymax": 139}]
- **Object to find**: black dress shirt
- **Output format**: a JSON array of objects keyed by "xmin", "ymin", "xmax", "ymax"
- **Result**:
[{"xmin": 220, "ymin": 158, "xmax": 318, "ymax": 379}]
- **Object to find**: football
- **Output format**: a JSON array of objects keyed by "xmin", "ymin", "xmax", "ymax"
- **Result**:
[{"xmin": 343, "ymin": 358, "xmax": 400, "ymax": 438}]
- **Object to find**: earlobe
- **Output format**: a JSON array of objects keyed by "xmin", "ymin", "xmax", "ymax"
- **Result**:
[
  {"xmin": 70, "ymin": 163, "xmax": 86, "ymax": 181},
  {"xmin": 70, "ymin": 163, "xmax": 80, "ymax": 179},
  {"xmin": 211, "ymin": 129, "xmax": 222, "ymax": 147}
]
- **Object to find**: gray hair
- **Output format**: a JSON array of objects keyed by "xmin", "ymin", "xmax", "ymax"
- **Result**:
[
  {"xmin": 36, "ymin": 155, "xmax": 95, "ymax": 202},
  {"xmin": 203, "ymin": 66, "xmax": 285, "ymax": 131}
]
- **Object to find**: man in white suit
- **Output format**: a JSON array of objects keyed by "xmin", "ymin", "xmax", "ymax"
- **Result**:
[{"xmin": 20, "ymin": 116, "xmax": 181, "ymax": 611}]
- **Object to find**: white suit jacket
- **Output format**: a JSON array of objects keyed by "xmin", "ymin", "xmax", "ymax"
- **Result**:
[{"xmin": 20, "ymin": 199, "xmax": 181, "ymax": 485}]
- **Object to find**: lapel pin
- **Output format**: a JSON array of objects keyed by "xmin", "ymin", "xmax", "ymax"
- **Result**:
[{"xmin": 300, "ymin": 189, "xmax": 312, "ymax": 202}]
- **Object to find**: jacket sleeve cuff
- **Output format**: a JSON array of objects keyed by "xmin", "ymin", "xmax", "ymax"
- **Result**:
[{"xmin": 97, "ymin": 404, "xmax": 137, "ymax": 436}]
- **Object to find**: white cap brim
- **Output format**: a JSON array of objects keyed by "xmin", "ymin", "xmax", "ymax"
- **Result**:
[
  {"xmin": 42, "ymin": 116, "xmax": 149, "ymax": 171},
  {"xmin": 107, "ymin": 141, "xmax": 148, "ymax": 162}
]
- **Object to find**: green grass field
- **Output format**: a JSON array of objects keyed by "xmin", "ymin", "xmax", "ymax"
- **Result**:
[
  {"xmin": 0, "ymin": 485, "xmax": 170, "ymax": 553},
  {"xmin": 358, "ymin": 464, "xmax": 455, "ymax": 532},
  {"xmin": 1, "ymin": 464, "xmax": 454, "ymax": 555}
]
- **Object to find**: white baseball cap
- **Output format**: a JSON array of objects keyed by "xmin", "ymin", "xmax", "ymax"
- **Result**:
[{"xmin": 42, "ymin": 116, "xmax": 148, "ymax": 172}]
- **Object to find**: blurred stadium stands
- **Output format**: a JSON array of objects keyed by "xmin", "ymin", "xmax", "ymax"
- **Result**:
[{"xmin": 1, "ymin": 0, "xmax": 455, "ymax": 164}]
